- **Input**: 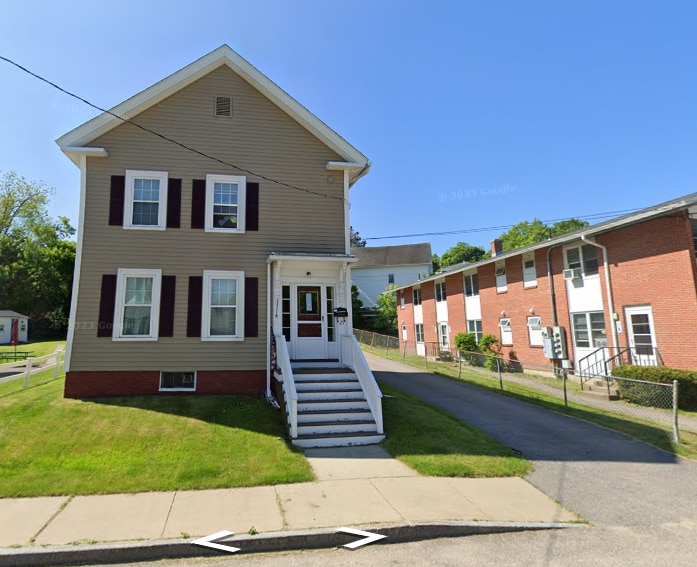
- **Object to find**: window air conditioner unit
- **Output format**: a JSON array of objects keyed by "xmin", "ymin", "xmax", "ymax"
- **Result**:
[{"xmin": 562, "ymin": 268, "xmax": 582, "ymax": 281}]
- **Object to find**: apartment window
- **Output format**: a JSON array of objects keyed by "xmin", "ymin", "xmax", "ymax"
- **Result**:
[
  {"xmin": 124, "ymin": 170, "xmax": 168, "ymax": 230},
  {"xmin": 527, "ymin": 316, "xmax": 543, "ymax": 346},
  {"xmin": 205, "ymin": 174, "xmax": 246, "ymax": 232},
  {"xmin": 413, "ymin": 288, "xmax": 422, "ymax": 306},
  {"xmin": 572, "ymin": 312, "xmax": 607, "ymax": 348},
  {"xmin": 388, "ymin": 273, "xmax": 395, "ymax": 284},
  {"xmin": 113, "ymin": 268, "xmax": 162, "ymax": 340},
  {"xmin": 282, "ymin": 285, "xmax": 291, "ymax": 342},
  {"xmin": 499, "ymin": 318, "xmax": 512, "ymax": 346},
  {"xmin": 438, "ymin": 323, "xmax": 449, "ymax": 348},
  {"xmin": 415, "ymin": 323, "xmax": 424, "ymax": 343},
  {"xmin": 467, "ymin": 319, "xmax": 483, "ymax": 342},
  {"xmin": 435, "ymin": 282, "xmax": 447, "ymax": 302},
  {"xmin": 523, "ymin": 254, "xmax": 537, "ymax": 288},
  {"xmin": 495, "ymin": 262, "xmax": 507, "ymax": 292},
  {"xmin": 202, "ymin": 270, "xmax": 244, "ymax": 340},
  {"xmin": 566, "ymin": 245, "xmax": 599, "ymax": 276},
  {"xmin": 464, "ymin": 274, "xmax": 479, "ymax": 297},
  {"xmin": 160, "ymin": 371, "xmax": 196, "ymax": 391}
]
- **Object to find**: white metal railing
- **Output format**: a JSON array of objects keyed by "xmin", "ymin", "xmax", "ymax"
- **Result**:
[
  {"xmin": 341, "ymin": 335, "xmax": 383, "ymax": 434},
  {"xmin": 275, "ymin": 335, "xmax": 298, "ymax": 439},
  {"xmin": 0, "ymin": 350, "xmax": 64, "ymax": 387}
]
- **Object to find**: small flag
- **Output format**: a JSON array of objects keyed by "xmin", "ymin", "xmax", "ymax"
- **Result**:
[{"xmin": 270, "ymin": 331, "xmax": 277, "ymax": 371}]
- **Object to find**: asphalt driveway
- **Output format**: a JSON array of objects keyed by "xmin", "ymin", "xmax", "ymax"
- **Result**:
[{"xmin": 367, "ymin": 353, "xmax": 697, "ymax": 529}]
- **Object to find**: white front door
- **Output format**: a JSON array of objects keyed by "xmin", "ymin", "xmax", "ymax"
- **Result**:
[
  {"xmin": 625, "ymin": 306, "xmax": 658, "ymax": 366},
  {"xmin": 294, "ymin": 285, "xmax": 326, "ymax": 360}
]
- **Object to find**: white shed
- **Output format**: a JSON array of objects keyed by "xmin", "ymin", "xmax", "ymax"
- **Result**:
[{"xmin": 0, "ymin": 311, "xmax": 29, "ymax": 344}]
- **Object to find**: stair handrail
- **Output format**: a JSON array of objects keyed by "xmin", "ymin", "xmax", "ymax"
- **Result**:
[
  {"xmin": 275, "ymin": 334, "xmax": 298, "ymax": 439},
  {"xmin": 341, "ymin": 335, "xmax": 384, "ymax": 434}
]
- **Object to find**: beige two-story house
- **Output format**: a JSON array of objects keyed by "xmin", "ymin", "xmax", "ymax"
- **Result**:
[{"xmin": 57, "ymin": 45, "xmax": 383, "ymax": 447}]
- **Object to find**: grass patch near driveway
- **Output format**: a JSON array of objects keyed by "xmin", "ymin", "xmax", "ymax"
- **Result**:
[
  {"xmin": 0, "ymin": 339, "xmax": 65, "ymax": 358},
  {"xmin": 0, "ymin": 377, "xmax": 313, "ymax": 497},
  {"xmin": 380, "ymin": 384, "xmax": 532, "ymax": 477}
]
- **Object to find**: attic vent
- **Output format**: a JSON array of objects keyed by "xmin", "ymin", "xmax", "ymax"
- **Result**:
[{"xmin": 215, "ymin": 96, "xmax": 232, "ymax": 117}]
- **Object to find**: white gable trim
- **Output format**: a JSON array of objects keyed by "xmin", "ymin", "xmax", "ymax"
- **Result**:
[{"xmin": 56, "ymin": 45, "xmax": 369, "ymax": 168}]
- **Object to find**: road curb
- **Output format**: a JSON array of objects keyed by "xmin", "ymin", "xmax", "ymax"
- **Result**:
[{"xmin": 0, "ymin": 521, "xmax": 584, "ymax": 566}]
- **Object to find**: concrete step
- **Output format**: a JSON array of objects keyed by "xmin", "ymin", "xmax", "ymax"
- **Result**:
[
  {"xmin": 581, "ymin": 387, "xmax": 620, "ymax": 400},
  {"xmin": 297, "ymin": 420, "xmax": 378, "ymax": 436},
  {"xmin": 297, "ymin": 389, "xmax": 365, "ymax": 401},
  {"xmin": 291, "ymin": 359, "xmax": 341, "ymax": 369},
  {"xmin": 292, "ymin": 431, "xmax": 385, "ymax": 449},
  {"xmin": 297, "ymin": 409, "xmax": 374, "ymax": 423},
  {"xmin": 294, "ymin": 372, "xmax": 357, "ymax": 382},
  {"xmin": 297, "ymin": 399, "xmax": 370, "ymax": 412},
  {"xmin": 295, "ymin": 380, "xmax": 361, "ymax": 392}
]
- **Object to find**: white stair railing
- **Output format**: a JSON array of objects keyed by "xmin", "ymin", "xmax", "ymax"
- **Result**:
[
  {"xmin": 275, "ymin": 335, "xmax": 298, "ymax": 438},
  {"xmin": 341, "ymin": 335, "xmax": 383, "ymax": 434}
]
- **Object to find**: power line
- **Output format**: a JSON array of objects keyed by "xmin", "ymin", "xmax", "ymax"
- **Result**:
[
  {"xmin": 365, "ymin": 208, "xmax": 643, "ymax": 241},
  {"xmin": 0, "ymin": 55, "xmax": 344, "ymax": 202}
]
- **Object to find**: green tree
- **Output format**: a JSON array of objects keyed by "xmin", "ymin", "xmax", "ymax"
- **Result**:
[
  {"xmin": 350, "ymin": 226, "xmax": 366, "ymax": 247},
  {"xmin": 432, "ymin": 253, "xmax": 441, "ymax": 272},
  {"xmin": 351, "ymin": 284, "xmax": 365, "ymax": 328},
  {"xmin": 499, "ymin": 217, "xmax": 590, "ymax": 252},
  {"xmin": 372, "ymin": 284, "xmax": 398, "ymax": 336},
  {"xmin": 550, "ymin": 218, "xmax": 589, "ymax": 237},
  {"xmin": 439, "ymin": 242, "xmax": 487, "ymax": 268},
  {"xmin": 0, "ymin": 171, "xmax": 53, "ymax": 237}
]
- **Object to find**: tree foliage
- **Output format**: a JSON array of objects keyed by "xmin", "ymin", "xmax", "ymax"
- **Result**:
[
  {"xmin": 350, "ymin": 226, "xmax": 366, "ymax": 247},
  {"xmin": 499, "ymin": 217, "xmax": 589, "ymax": 252},
  {"xmin": 372, "ymin": 284, "xmax": 398, "ymax": 336},
  {"xmin": 0, "ymin": 171, "xmax": 75, "ymax": 337},
  {"xmin": 351, "ymin": 284, "xmax": 365, "ymax": 328},
  {"xmin": 439, "ymin": 242, "xmax": 487, "ymax": 268}
]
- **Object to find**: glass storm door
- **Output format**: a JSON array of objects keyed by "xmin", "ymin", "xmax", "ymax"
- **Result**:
[
  {"xmin": 625, "ymin": 306, "xmax": 658, "ymax": 366},
  {"xmin": 295, "ymin": 285, "xmax": 326, "ymax": 359}
]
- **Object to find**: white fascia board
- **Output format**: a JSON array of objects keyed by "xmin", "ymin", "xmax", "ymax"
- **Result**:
[
  {"xmin": 267, "ymin": 253, "xmax": 358, "ymax": 264},
  {"xmin": 326, "ymin": 161, "xmax": 365, "ymax": 170},
  {"xmin": 62, "ymin": 147, "xmax": 109, "ymax": 166},
  {"xmin": 56, "ymin": 45, "xmax": 369, "ymax": 166}
]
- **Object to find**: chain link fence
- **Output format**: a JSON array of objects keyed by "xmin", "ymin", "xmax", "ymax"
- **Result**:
[{"xmin": 354, "ymin": 329, "xmax": 684, "ymax": 442}]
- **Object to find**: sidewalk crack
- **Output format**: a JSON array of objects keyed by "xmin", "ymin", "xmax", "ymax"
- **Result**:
[
  {"xmin": 369, "ymin": 478, "xmax": 408, "ymax": 522},
  {"xmin": 273, "ymin": 487, "xmax": 289, "ymax": 530},
  {"xmin": 162, "ymin": 491, "xmax": 178, "ymax": 537},
  {"xmin": 30, "ymin": 495, "xmax": 74, "ymax": 545}
]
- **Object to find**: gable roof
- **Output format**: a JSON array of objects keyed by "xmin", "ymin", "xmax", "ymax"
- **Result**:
[
  {"xmin": 393, "ymin": 190, "xmax": 697, "ymax": 291},
  {"xmin": 56, "ymin": 45, "xmax": 370, "ymax": 178},
  {"xmin": 0, "ymin": 310, "xmax": 29, "ymax": 319},
  {"xmin": 351, "ymin": 243, "xmax": 433, "ymax": 268}
]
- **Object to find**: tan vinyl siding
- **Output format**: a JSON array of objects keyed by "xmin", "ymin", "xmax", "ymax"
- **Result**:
[{"xmin": 70, "ymin": 65, "xmax": 346, "ymax": 371}]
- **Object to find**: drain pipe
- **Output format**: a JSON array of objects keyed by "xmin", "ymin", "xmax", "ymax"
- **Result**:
[
  {"xmin": 266, "ymin": 261, "xmax": 272, "ymax": 400},
  {"xmin": 546, "ymin": 243, "xmax": 565, "ymax": 326},
  {"xmin": 580, "ymin": 235, "xmax": 620, "ymax": 357}
]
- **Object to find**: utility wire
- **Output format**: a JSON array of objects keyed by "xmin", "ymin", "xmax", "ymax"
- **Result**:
[
  {"xmin": 0, "ymin": 55, "xmax": 344, "ymax": 202},
  {"xmin": 365, "ymin": 208, "xmax": 643, "ymax": 241}
]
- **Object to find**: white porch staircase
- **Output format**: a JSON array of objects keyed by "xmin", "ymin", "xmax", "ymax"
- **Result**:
[{"xmin": 284, "ymin": 360, "xmax": 385, "ymax": 448}]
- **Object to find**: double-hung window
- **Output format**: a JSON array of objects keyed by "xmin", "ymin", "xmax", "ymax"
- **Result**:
[
  {"xmin": 523, "ymin": 253, "xmax": 537, "ymax": 288},
  {"xmin": 415, "ymin": 323, "xmax": 424, "ymax": 343},
  {"xmin": 438, "ymin": 323, "xmax": 449, "ymax": 348},
  {"xmin": 113, "ymin": 268, "xmax": 162, "ymax": 340},
  {"xmin": 566, "ymin": 245, "xmax": 599, "ymax": 276},
  {"xmin": 124, "ymin": 170, "xmax": 168, "ymax": 230},
  {"xmin": 205, "ymin": 174, "xmax": 246, "ymax": 232},
  {"xmin": 413, "ymin": 288, "xmax": 422, "ymax": 306},
  {"xmin": 495, "ymin": 262, "xmax": 507, "ymax": 292},
  {"xmin": 572, "ymin": 312, "xmax": 606, "ymax": 348},
  {"xmin": 202, "ymin": 270, "xmax": 245, "ymax": 340},
  {"xmin": 435, "ymin": 282, "xmax": 447, "ymax": 302},
  {"xmin": 464, "ymin": 274, "xmax": 479, "ymax": 297},
  {"xmin": 467, "ymin": 319, "xmax": 483, "ymax": 342}
]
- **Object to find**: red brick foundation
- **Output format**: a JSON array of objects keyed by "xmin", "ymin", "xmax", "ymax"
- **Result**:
[{"xmin": 64, "ymin": 369, "xmax": 266, "ymax": 398}]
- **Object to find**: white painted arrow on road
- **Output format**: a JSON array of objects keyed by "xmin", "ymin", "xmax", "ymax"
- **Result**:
[
  {"xmin": 192, "ymin": 530, "xmax": 241, "ymax": 554},
  {"xmin": 337, "ymin": 527, "xmax": 387, "ymax": 549}
]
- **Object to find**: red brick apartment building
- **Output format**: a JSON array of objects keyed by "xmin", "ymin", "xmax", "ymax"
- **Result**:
[{"xmin": 394, "ymin": 193, "xmax": 697, "ymax": 375}]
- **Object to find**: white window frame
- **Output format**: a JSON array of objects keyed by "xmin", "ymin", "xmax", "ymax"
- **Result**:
[
  {"xmin": 495, "ymin": 262, "xmax": 507, "ymax": 293},
  {"xmin": 527, "ymin": 316, "xmax": 543, "ymax": 346},
  {"xmin": 565, "ymin": 245, "xmax": 599, "ymax": 277},
  {"xmin": 467, "ymin": 319, "xmax": 483, "ymax": 342},
  {"xmin": 464, "ymin": 273, "xmax": 479, "ymax": 297},
  {"xmin": 499, "ymin": 317, "xmax": 513, "ymax": 346},
  {"xmin": 435, "ymin": 281, "xmax": 447, "ymax": 302},
  {"xmin": 415, "ymin": 323, "xmax": 424, "ymax": 343},
  {"xmin": 413, "ymin": 288, "xmax": 422, "ymax": 306},
  {"xmin": 400, "ymin": 290, "xmax": 405, "ymax": 309},
  {"xmin": 438, "ymin": 322, "xmax": 450, "ymax": 348},
  {"xmin": 523, "ymin": 253, "xmax": 537, "ymax": 288},
  {"xmin": 113, "ymin": 268, "xmax": 162, "ymax": 341},
  {"xmin": 202, "ymin": 270, "xmax": 245, "ymax": 341},
  {"xmin": 124, "ymin": 170, "xmax": 168, "ymax": 230},
  {"xmin": 205, "ymin": 174, "xmax": 247, "ymax": 233},
  {"xmin": 159, "ymin": 371, "xmax": 197, "ymax": 392}
]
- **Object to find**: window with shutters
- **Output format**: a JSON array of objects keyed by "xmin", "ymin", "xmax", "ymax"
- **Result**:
[
  {"xmin": 113, "ymin": 268, "xmax": 162, "ymax": 340},
  {"xmin": 124, "ymin": 170, "xmax": 168, "ymax": 230},
  {"xmin": 205, "ymin": 174, "xmax": 246, "ymax": 233},
  {"xmin": 201, "ymin": 270, "xmax": 245, "ymax": 341}
]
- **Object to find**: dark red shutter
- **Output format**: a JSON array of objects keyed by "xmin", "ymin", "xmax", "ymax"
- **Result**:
[
  {"xmin": 244, "ymin": 277, "xmax": 258, "ymax": 337},
  {"xmin": 97, "ymin": 274, "xmax": 117, "ymax": 337},
  {"xmin": 187, "ymin": 276, "xmax": 203, "ymax": 337},
  {"xmin": 109, "ymin": 176, "xmax": 125, "ymax": 226},
  {"xmin": 191, "ymin": 179, "xmax": 206, "ymax": 229},
  {"xmin": 246, "ymin": 182, "xmax": 259, "ymax": 231},
  {"xmin": 166, "ymin": 179, "xmax": 182, "ymax": 229},
  {"xmin": 159, "ymin": 275, "xmax": 176, "ymax": 337}
]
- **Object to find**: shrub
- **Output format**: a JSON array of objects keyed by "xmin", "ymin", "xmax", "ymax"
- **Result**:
[
  {"xmin": 479, "ymin": 334, "xmax": 502, "ymax": 372},
  {"xmin": 612, "ymin": 365, "xmax": 697, "ymax": 410},
  {"xmin": 454, "ymin": 332, "xmax": 484, "ymax": 366},
  {"xmin": 437, "ymin": 350, "xmax": 454, "ymax": 362}
]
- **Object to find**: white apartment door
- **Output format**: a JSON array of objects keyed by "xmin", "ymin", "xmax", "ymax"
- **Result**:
[
  {"xmin": 625, "ymin": 306, "xmax": 658, "ymax": 366},
  {"xmin": 294, "ymin": 285, "xmax": 326, "ymax": 360}
]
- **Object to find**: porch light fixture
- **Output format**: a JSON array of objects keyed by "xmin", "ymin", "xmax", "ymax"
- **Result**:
[
  {"xmin": 306, "ymin": 271, "xmax": 311, "ymax": 278},
  {"xmin": 529, "ymin": 307, "xmax": 535, "ymax": 314},
  {"xmin": 500, "ymin": 310, "xmax": 506, "ymax": 317}
]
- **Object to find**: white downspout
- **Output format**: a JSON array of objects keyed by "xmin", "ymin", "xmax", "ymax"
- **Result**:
[
  {"xmin": 581, "ymin": 235, "xmax": 620, "ymax": 356},
  {"xmin": 266, "ymin": 261, "xmax": 271, "ymax": 398},
  {"xmin": 344, "ymin": 169, "xmax": 350, "ymax": 255}
]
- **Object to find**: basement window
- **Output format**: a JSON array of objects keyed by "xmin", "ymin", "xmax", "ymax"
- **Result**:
[
  {"xmin": 215, "ymin": 96, "xmax": 232, "ymax": 117},
  {"xmin": 160, "ymin": 371, "xmax": 196, "ymax": 391}
]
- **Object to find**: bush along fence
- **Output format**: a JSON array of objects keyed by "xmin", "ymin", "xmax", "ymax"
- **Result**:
[{"xmin": 354, "ymin": 329, "xmax": 683, "ymax": 443}]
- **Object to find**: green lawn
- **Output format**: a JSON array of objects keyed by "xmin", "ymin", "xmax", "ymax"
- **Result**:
[
  {"xmin": 0, "ymin": 339, "xmax": 65, "ymax": 358},
  {"xmin": 0, "ymin": 376, "xmax": 314, "ymax": 497},
  {"xmin": 380, "ymin": 384, "xmax": 532, "ymax": 477}
]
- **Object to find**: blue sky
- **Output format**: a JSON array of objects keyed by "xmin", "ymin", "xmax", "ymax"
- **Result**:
[{"xmin": 1, "ymin": 1, "xmax": 696, "ymax": 255}]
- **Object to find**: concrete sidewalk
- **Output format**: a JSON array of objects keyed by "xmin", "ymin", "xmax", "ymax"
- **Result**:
[{"xmin": 0, "ymin": 445, "xmax": 580, "ymax": 565}]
